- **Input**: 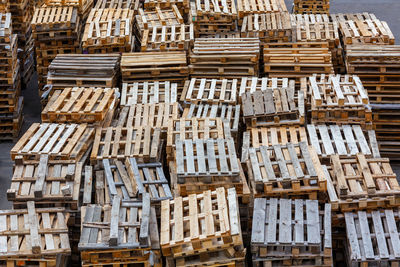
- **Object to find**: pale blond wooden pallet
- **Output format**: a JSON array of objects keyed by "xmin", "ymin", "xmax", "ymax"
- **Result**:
[
  {"xmin": 252, "ymin": 198, "xmax": 332, "ymax": 264},
  {"xmin": 94, "ymin": 0, "xmax": 138, "ymax": 9},
  {"xmin": 31, "ymin": 6, "xmax": 79, "ymax": 32},
  {"xmin": 160, "ymin": 188, "xmax": 243, "ymax": 258},
  {"xmin": 238, "ymin": 77, "xmax": 297, "ymax": 97},
  {"xmin": 241, "ymin": 126, "xmax": 308, "ymax": 162},
  {"xmin": 240, "ymin": 12, "xmax": 292, "ymax": 43},
  {"xmin": 189, "ymin": 0, "xmax": 237, "ymax": 23},
  {"xmin": 293, "ymin": 0, "xmax": 329, "ymax": 15},
  {"xmin": 82, "ymin": 8, "xmax": 135, "ymax": 51},
  {"xmin": 326, "ymin": 155, "xmax": 400, "ymax": 211},
  {"xmin": 140, "ymin": 24, "xmax": 194, "ymax": 52},
  {"xmin": 135, "ymin": 6, "xmax": 183, "ymax": 32},
  {"xmin": 247, "ymin": 142, "xmax": 327, "ymax": 198},
  {"xmin": 11, "ymin": 123, "xmax": 94, "ymax": 163},
  {"xmin": 120, "ymin": 81, "xmax": 178, "ymax": 106},
  {"xmin": 0, "ymin": 202, "xmax": 70, "ymax": 258},
  {"xmin": 143, "ymin": 0, "xmax": 189, "ymax": 12},
  {"xmin": 7, "ymin": 155, "xmax": 83, "ymax": 210},
  {"xmin": 237, "ymin": 0, "xmax": 287, "ymax": 19},
  {"xmin": 43, "ymin": 0, "xmax": 93, "ymax": 15},
  {"xmin": 90, "ymin": 126, "xmax": 162, "ymax": 163},
  {"xmin": 42, "ymin": 87, "xmax": 117, "ymax": 124},
  {"xmin": 121, "ymin": 52, "xmax": 188, "ymax": 81}
]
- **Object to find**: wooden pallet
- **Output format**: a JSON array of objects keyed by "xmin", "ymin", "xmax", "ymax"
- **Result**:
[
  {"xmin": 7, "ymin": 154, "xmax": 83, "ymax": 210},
  {"xmin": 79, "ymin": 195, "xmax": 160, "ymax": 265},
  {"xmin": 190, "ymin": 38, "xmax": 260, "ymax": 78},
  {"xmin": 181, "ymin": 78, "xmax": 238, "ymax": 105},
  {"xmin": 0, "ymin": 13, "xmax": 12, "ymax": 37},
  {"xmin": 238, "ymin": 77, "xmax": 296, "ymax": 96},
  {"xmin": 167, "ymin": 118, "xmax": 231, "ymax": 157},
  {"xmin": 241, "ymin": 126, "xmax": 308, "ymax": 162},
  {"xmin": 120, "ymin": 81, "xmax": 178, "ymax": 106},
  {"xmin": 0, "ymin": 202, "xmax": 70, "ymax": 258},
  {"xmin": 11, "ymin": 123, "xmax": 94, "ymax": 163},
  {"xmin": 237, "ymin": 0, "xmax": 287, "ymax": 19},
  {"xmin": 82, "ymin": 8, "xmax": 134, "ymax": 52},
  {"xmin": 252, "ymin": 198, "xmax": 332, "ymax": 264},
  {"xmin": 92, "ymin": 158, "xmax": 172, "ymax": 206},
  {"xmin": 307, "ymin": 124, "xmax": 380, "ymax": 161},
  {"xmin": 47, "ymin": 54, "xmax": 120, "ymax": 89},
  {"xmin": 240, "ymin": 12, "xmax": 292, "ymax": 43},
  {"xmin": 94, "ymin": 0, "xmax": 138, "ymax": 9},
  {"xmin": 182, "ymin": 103, "xmax": 240, "ymax": 139},
  {"xmin": 293, "ymin": 0, "xmax": 329, "ymax": 14},
  {"xmin": 160, "ymin": 188, "xmax": 243, "ymax": 257},
  {"xmin": 263, "ymin": 42, "xmax": 334, "ymax": 77},
  {"xmin": 31, "ymin": 6, "xmax": 79, "ymax": 32},
  {"xmin": 140, "ymin": 24, "xmax": 194, "ymax": 52},
  {"xmin": 189, "ymin": 0, "xmax": 237, "ymax": 23},
  {"xmin": 325, "ymin": 155, "xmax": 400, "ymax": 211},
  {"xmin": 241, "ymin": 83, "xmax": 305, "ymax": 127},
  {"xmin": 309, "ymin": 74, "xmax": 372, "ymax": 127},
  {"xmin": 344, "ymin": 209, "xmax": 400, "ymax": 266},
  {"xmin": 135, "ymin": 6, "xmax": 183, "ymax": 32},
  {"xmin": 114, "ymin": 103, "xmax": 180, "ymax": 134},
  {"xmin": 331, "ymin": 13, "xmax": 394, "ymax": 45},
  {"xmin": 121, "ymin": 52, "xmax": 188, "ymax": 82},
  {"xmin": 247, "ymin": 142, "xmax": 326, "ymax": 198},
  {"xmin": 90, "ymin": 126, "xmax": 162, "ymax": 163},
  {"xmin": 42, "ymin": 87, "xmax": 117, "ymax": 124},
  {"xmin": 167, "ymin": 250, "xmax": 246, "ymax": 267},
  {"xmin": 175, "ymin": 138, "xmax": 239, "ymax": 183},
  {"xmin": 43, "ymin": 0, "xmax": 93, "ymax": 16}
]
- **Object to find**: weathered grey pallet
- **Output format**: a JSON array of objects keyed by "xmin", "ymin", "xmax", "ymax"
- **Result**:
[{"xmin": 121, "ymin": 81, "xmax": 178, "ymax": 106}]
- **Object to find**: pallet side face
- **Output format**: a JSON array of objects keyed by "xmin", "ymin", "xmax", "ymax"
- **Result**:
[{"xmin": 344, "ymin": 209, "xmax": 400, "ymax": 264}]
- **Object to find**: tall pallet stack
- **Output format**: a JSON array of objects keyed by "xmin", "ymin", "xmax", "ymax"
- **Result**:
[
  {"xmin": 31, "ymin": 6, "xmax": 82, "ymax": 97},
  {"xmin": 0, "ymin": 13, "xmax": 23, "ymax": 140}
]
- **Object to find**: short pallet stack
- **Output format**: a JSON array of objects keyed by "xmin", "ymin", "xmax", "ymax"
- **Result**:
[
  {"xmin": 161, "ymin": 188, "xmax": 246, "ymax": 267},
  {"xmin": 0, "ymin": 13, "xmax": 23, "ymax": 140},
  {"xmin": 31, "ymin": 6, "xmax": 82, "ymax": 97}
]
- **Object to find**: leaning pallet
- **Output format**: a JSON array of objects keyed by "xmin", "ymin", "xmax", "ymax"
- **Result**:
[
  {"xmin": 309, "ymin": 74, "xmax": 372, "ymax": 129},
  {"xmin": 47, "ymin": 54, "xmax": 120, "ymax": 90},
  {"xmin": 41, "ymin": 87, "xmax": 117, "ymax": 124},
  {"xmin": 246, "ymin": 142, "xmax": 326, "ymax": 199},
  {"xmin": 325, "ymin": 154, "xmax": 400, "ymax": 211},
  {"xmin": 236, "ymin": 0, "xmax": 287, "ymax": 20},
  {"xmin": 0, "ymin": 202, "xmax": 71, "ymax": 267},
  {"xmin": 189, "ymin": 38, "xmax": 260, "ymax": 78},
  {"xmin": 331, "ymin": 13, "xmax": 395, "ymax": 45},
  {"xmin": 120, "ymin": 81, "xmax": 178, "ymax": 106},
  {"xmin": 82, "ymin": 8, "xmax": 135, "ymax": 53},
  {"xmin": 240, "ymin": 12, "xmax": 293, "ymax": 43},
  {"xmin": 79, "ymin": 195, "xmax": 162, "ymax": 267},
  {"xmin": 263, "ymin": 42, "xmax": 334, "ymax": 78},
  {"xmin": 7, "ymin": 154, "xmax": 84, "ymax": 210},
  {"xmin": 307, "ymin": 124, "xmax": 380, "ymax": 162},
  {"xmin": 11, "ymin": 123, "xmax": 94, "ymax": 163},
  {"xmin": 240, "ymin": 81, "xmax": 305, "ymax": 127},
  {"xmin": 344, "ymin": 209, "xmax": 400, "ymax": 266},
  {"xmin": 182, "ymin": 103, "xmax": 240, "ymax": 140},
  {"xmin": 189, "ymin": 0, "xmax": 238, "ymax": 35},
  {"xmin": 293, "ymin": 0, "xmax": 329, "ymax": 14},
  {"xmin": 138, "ymin": 24, "xmax": 194, "ymax": 52},
  {"xmin": 31, "ymin": 6, "xmax": 82, "ymax": 95},
  {"xmin": 241, "ymin": 126, "xmax": 308, "ymax": 162},
  {"xmin": 120, "ymin": 52, "xmax": 188, "ymax": 86},
  {"xmin": 91, "ymin": 158, "xmax": 172, "ymax": 206},
  {"xmin": 180, "ymin": 78, "xmax": 238, "ymax": 106},
  {"xmin": 251, "ymin": 198, "xmax": 332, "ymax": 266},
  {"xmin": 113, "ymin": 103, "xmax": 180, "ymax": 136},
  {"xmin": 90, "ymin": 126, "xmax": 162, "ymax": 163},
  {"xmin": 161, "ymin": 188, "xmax": 245, "ymax": 265}
]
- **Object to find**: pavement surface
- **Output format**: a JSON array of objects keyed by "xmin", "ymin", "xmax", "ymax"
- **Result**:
[{"xmin": 0, "ymin": 1, "xmax": 399, "ymax": 209}]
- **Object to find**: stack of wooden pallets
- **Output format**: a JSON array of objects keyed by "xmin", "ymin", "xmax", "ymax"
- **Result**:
[
  {"xmin": 263, "ymin": 42, "xmax": 334, "ymax": 78},
  {"xmin": 293, "ymin": 0, "xmax": 329, "ymax": 14},
  {"xmin": 190, "ymin": 38, "xmax": 260, "ymax": 78},
  {"xmin": 308, "ymin": 74, "xmax": 372, "ymax": 129},
  {"xmin": 189, "ymin": 0, "xmax": 238, "ymax": 35},
  {"xmin": 31, "ymin": 6, "xmax": 82, "ymax": 96},
  {"xmin": 251, "ymin": 199, "xmax": 332, "ymax": 266},
  {"xmin": 0, "ymin": 13, "xmax": 23, "ymax": 140},
  {"xmin": 161, "ymin": 188, "xmax": 246, "ymax": 267},
  {"xmin": 0, "ymin": 202, "xmax": 71, "ymax": 267},
  {"xmin": 82, "ymin": 8, "xmax": 135, "ymax": 53},
  {"xmin": 345, "ymin": 45, "xmax": 400, "ymax": 159}
]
